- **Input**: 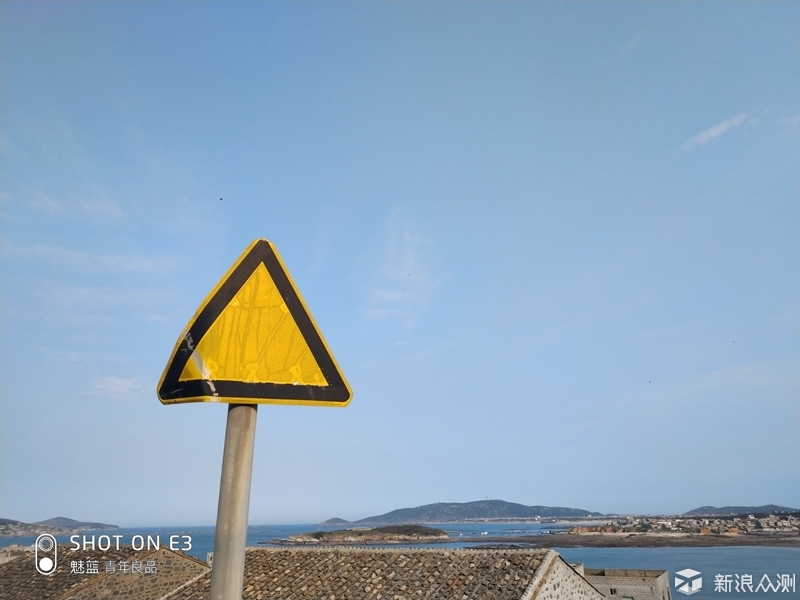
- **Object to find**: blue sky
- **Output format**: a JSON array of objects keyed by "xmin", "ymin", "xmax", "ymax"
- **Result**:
[{"xmin": 1, "ymin": 2, "xmax": 797, "ymax": 527}]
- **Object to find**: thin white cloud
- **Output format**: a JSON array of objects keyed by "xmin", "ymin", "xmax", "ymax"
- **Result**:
[
  {"xmin": 681, "ymin": 112, "xmax": 748, "ymax": 151},
  {"xmin": 4, "ymin": 117, "xmax": 215, "ymax": 233},
  {"xmin": 643, "ymin": 361, "xmax": 796, "ymax": 409},
  {"xmin": 687, "ymin": 362, "xmax": 795, "ymax": 391},
  {"xmin": 48, "ymin": 348, "xmax": 128, "ymax": 367},
  {"xmin": 364, "ymin": 307, "xmax": 404, "ymax": 319},
  {"xmin": 80, "ymin": 194, "xmax": 124, "ymax": 218},
  {"xmin": 145, "ymin": 314, "xmax": 170, "ymax": 323},
  {"xmin": 92, "ymin": 377, "xmax": 143, "ymax": 399},
  {"xmin": 43, "ymin": 283, "xmax": 174, "ymax": 309},
  {"xmin": 371, "ymin": 289, "xmax": 418, "ymax": 303},
  {"xmin": 27, "ymin": 192, "xmax": 64, "ymax": 214},
  {"xmin": 620, "ymin": 31, "xmax": 646, "ymax": 57},
  {"xmin": 3, "ymin": 119, "xmax": 126, "ymax": 218},
  {"xmin": 7, "ymin": 243, "xmax": 176, "ymax": 274},
  {"xmin": 364, "ymin": 220, "xmax": 445, "ymax": 325}
]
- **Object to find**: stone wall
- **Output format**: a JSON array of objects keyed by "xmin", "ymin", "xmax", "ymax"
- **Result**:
[{"xmin": 523, "ymin": 551, "xmax": 604, "ymax": 600}]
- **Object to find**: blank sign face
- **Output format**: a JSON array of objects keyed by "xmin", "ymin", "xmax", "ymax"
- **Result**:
[{"xmin": 158, "ymin": 239, "xmax": 351, "ymax": 407}]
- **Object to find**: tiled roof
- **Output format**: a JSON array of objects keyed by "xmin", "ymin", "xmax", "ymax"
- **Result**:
[
  {"xmin": 172, "ymin": 547, "xmax": 551, "ymax": 600},
  {"xmin": 0, "ymin": 545, "xmax": 131, "ymax": 600},
  {"xmin": 65, "ymin": 547, "xmax": 209, "ymax": 600},
  {"xmin": 0, "ymin": 545, "xmax": 208, "ymax": 600}
]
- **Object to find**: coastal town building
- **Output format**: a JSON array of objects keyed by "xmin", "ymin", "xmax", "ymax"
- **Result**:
[
  {"xmin": 583, "ymin": 569, "xmax": 671, "ymax": 600},
  {"xmin": 1, "ymin": 546, "xmax": 605, "ymax": 600},
  {"xmin": 0, "ymin": 544, "xmax": 30, "ymax": 565},
  {"xmin": 568, "ymin": 513, "xmax": 799, "ymax": 536}
]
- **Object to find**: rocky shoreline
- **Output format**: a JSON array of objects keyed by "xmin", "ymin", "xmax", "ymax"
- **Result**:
[
  {"xmin": 275, "ymin": 531, "xmax": 799, "ymax": 548},
  {"xmin": 477, "ymin": 532, "xmax": 800, "ymax": 548}
]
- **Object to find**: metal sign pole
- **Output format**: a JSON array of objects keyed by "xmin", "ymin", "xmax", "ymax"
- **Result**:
[
  {"xmin": 209, "ymin": 403, "xmax": 258, "ymax": 600},
  {"xmin": 157, "ymin": 240, "xmax": 351, "ymax": 595}
]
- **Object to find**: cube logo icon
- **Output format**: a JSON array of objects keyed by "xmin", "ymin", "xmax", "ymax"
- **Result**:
[
  {"xmin": 35, "ymin": 534, "xmax": 57, "ymax": 575},
  {"xmin": 675, "ymin": 569, "xmax": 702, "ymax": 595}
]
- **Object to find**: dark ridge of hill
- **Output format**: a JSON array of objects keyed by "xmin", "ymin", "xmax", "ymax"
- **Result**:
[
  {"xmin": 34, "ymin": 517, "xmax": 119, "ymax": 530},
  {"xmin": 355, "ymin": 500, "xmax": 602, "ymax": 524},
  {"xmin": 1, "ymin": 518, "xmax": 76, "ymax": 537},
  {"xmin": 683, "ymin": 505, "xmax": 798, "ymax": 516},
  {"xmin": 320, "ymin": 518, "xmax": 351, "ymax": 526},
  {"xmin": 372, "ymin": 525, "xmax": 446, "ymax": 536},
  {"xmin": 288, "ymin": 525, "xmax": 449, "ymax": 544}
]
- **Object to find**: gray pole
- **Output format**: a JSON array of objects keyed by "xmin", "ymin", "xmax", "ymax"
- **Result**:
[{"xmin": 209, "ymin": 403, "xmax": 258, "ymax": 600}]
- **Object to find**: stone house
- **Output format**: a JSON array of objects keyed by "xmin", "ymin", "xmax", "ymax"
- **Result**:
[
  {"xmin": 583, "ymin": 569, "xmax": 671, "ymax": 600},
  {"xmin": 0, "ymin": 544, "xmax": 31, "ymax": 565}
]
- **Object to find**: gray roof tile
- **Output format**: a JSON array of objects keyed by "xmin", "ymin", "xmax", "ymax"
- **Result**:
[{"xmin": 173, "ymin": 547, "xmax": 550, "ymax": 600}]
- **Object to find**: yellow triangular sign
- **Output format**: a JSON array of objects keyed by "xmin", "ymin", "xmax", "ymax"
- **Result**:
[{"xmin": 157, "ymin": 240, "xmax": 352, "ymax": 406}]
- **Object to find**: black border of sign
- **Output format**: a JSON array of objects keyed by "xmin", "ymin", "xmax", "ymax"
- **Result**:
[{"xmin": 158, "ymin": 240, "xmax": 351, "ymax": 404}]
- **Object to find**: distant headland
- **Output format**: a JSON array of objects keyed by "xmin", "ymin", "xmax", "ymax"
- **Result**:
[
  {"xmin": 322, "ymin": 500, "xmax": 602, "ymax": 525},
  {"xmin": 0, "ymin": 517, "xmax": 119, "ymax": 537}
]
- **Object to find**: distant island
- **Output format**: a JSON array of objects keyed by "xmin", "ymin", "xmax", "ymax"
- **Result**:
[
  {"xmin": 0, "ymin": 517, "xmax": 119, "ymax": 537},
  {"xmin": 322, "ymin": 500, "xmax": 800, "ymax": 525},
  {"xmin": 322, "ymin": 500, "xmax": 602, "ymax": 525},
  {"xmin": 320, "ymin": 518, "xmax": 351, "ymax": 526},
  {"xmin": 285, "ymin": 525, "xmax": 448, "ymax": 545},
  {"xmin": 309, "ymin": 510, "xmax": 799, "ymax": 549}
]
